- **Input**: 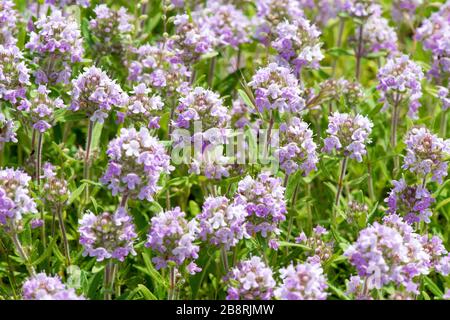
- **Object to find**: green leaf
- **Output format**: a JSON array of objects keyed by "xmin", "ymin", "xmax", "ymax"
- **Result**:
[
  {"xmin": 32, "ymin": 237, "xmax": 57, "ymax": 266},
  {"xmin": 67, "ymin": 183, "xmax": 86, "ymax": 205},
  {"xmin": 136, "ymin": 284, "xmax": 157, "ymax": 300},
  {"xmin": 423, "ymin": 276, "xmax": 443, "ymax": 297}
]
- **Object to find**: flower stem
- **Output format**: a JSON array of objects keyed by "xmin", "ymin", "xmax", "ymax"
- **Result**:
[
  {"xmin": 9, "ymin": 225, "xmax": 35, "ymax": 277},
  {"xmin": 103, "ymin": 261, "xmax": 116, "ymax": 300},
  {"xmin": 120, "ymin": 193, "xmax": 129, "ymax": 209},
  {"xmin": 56, "ymin": 204, "xmax": 71, "ymax": 266},
  {"xmin": 440, "ymin": 110, "xmax": 447, "ymax": 138},
  {"xmin": 36, "ymin": 133, "xmax": 46, "ymax": 249},
  {"xmin": 221, "ymin": 247, "xmax": 229, "ymax": 273},
  {"xmin": 208, "ymin": 56, "xmax": 216, "ymax": 88},
  {"xmin": 84, "ymin": 120, "xmax": 94, "ymax": 203},
  {"xmin": 355, "ymin": 24, "xmax": 364, "ymax": 81},
  {"xmin": 168, "ymin": 266, "xmax": 176, "ymax": 300},
  {"xmin": 390, "ymin": 94, "xmax": 401, "ymax": 174},
  {"xmin": 334, "ymin": 157, "xmax": 348, "ymax": 225}
]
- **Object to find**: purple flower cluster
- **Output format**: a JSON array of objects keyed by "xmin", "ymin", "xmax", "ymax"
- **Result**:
[
  {"xmin": 385, "ymin": 178, "xmax": 434, "ymax": 224},
  {"xmin": 275, "ymin": 261, "xmax": 328, "ymax": 300},
  {"xmin": 298, "ymin": 0, "xmax": 346, "ymax": 26},
  {"xmin": 89, "ymin": 4, "xmax": 134, "ymax": 57},
  {"xmin": 0, "ymin": 45, "xmax": 30, "ymax": 104},
  {"xmin": 121, "ymin": 84, "xmax": 163, "ymax": 129},
  {"xmin": 296, "ymin": 225, "xmax": 334, "ymax": 264},
  {"xmin": 225, "ymin": 256, "xmax": 276, "ymax": 300},
  {"xmin": 276, "ymin": 117, "xmax": 318, "ymax": 175},
  {"xmin": 145, "ymin": 207, "xmax": 201, "ymax": 274},
  {"xmin": 0, "ymin": 168, "xmax": 37, "ymax": 225},
  {"xmin": 402, "ymin": 127, "xmax": 450, "ymax": 184},
  {"xmin": 127, "ymin": 43, "xmax": 191, "ymax": 95},
  {"xmin": 255, "ymin": 0, "xmax": 304, "ymax": 45},
  {"xmin": 248, "ymin": 63, "xmax": 305, "ymax": 113},
  {"xmin": 345, "ymin": 214, "xmax": 431, "ymax": 294},
  {"xmin": 415, "ymin": 2, "xmax": 450, "ymax": 79},
  {"xmin": 19, "ymin": 85, "xmax": 66, "ymax": 133},
  {"xmin": 0, "ymin": 0, "xmax": 18, "ymax": 47},
  {"xmin": 362, "ymin": 11, "xmax": 398, "ymax": 54},
  {"xmin": 174, "ymin": 87, "xmax": 230, "ymax": 130},
  {"xmin": 101, "ymin": 127, "xmax": 173, "ymax": 201},
  {"xmin": 272, "ymin": 17, "xmax": 324, "ymax": 73},
  {"xmin": 377, "ymin": 55, "xmax": 423, "ymax": 119},
  {"xmin": 438, "ymin": 85, "xmax": 450, "ymax": 111},
  {"xmin": 234, "ymin": 172, "xmax": 286, "ymax": 244},
  {"xmin": 231, "ymin": 97, "xmax": 253, "ymax": 129},
  {"xmin": 79, "ymin": 208, "xmax": 137, "ymax": 262},
  {"xmin": 22, "ymin": 273, "xmax": 85, "ymax": 300},
  {"xmin": 41, "ymin": 162, "xmax": 69, "ymax": 206},
  {"xmin": 343, "ymin": 0, "xmax": 380, "ymax": 18},
  {"xmin": 46, "ymin": 0, "xmax": 90, "ymax": 8},
  {"xmin": 322, "ymin": 112, "xmax": 373, "ymax": 162},
  {"xmin": 0, "ymin": 112, "xmax": 17, "ymax": 145},
  {"xmin": 392, "ymin": 0, "xmax": 423, "ymax": 23},
  {"xmin": 70, "ymin": 66, "xmax": 127, "ymax": 123},
  {"xmin": 167, "ymin": 14, "xmax": 215, "ymax": 65},
  {"xmin": 197, "ymin": 196, "xmax": 249, "ymax": 250},
  {"xmin": 26, "ymin": 9, "xmax": 83, "ymax": 84},
  {"xmin": 194, "ymin": 1, "xmax": 251, "ymax": 49}
]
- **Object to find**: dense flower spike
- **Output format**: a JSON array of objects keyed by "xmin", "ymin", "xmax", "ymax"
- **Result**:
[
  {"xmin": 79, "ymin": 208, "xmax": 137, "ymax": 262},
  {"xmin": 392, "ymin": 0, "xmax": 423, "ymax": 23},
  {"xmin": 41, "ymin": 163, "xmax": 70, "ymax": 205},
  {"xmin": 70, "ymin": 66, "xmax": 127, "ymax": 123},
  {"xmin": 167, "ymin": 14, "xmax": 215, "ymax": 65},
  {"xmin": 18, "ymin": 85, "xmax": 66, "ymax": 133},
  {"xmin": 145, "ymin": 207, "xmax": 201, "ymax": 274},
  {"xmin": 296, "ymin": 225, "xmax": 334, "ymax": 263},
  {"xmin": 438, "ymin": 85, "xmax": 450, "ymax": 111},
  {"xmin": 101, "ymin": 127, "xmax": 173, "ymax": 201},
  {"xmin": 22, "ymin": 273, "xmax": 85, "ymax": 300},
  {"xmin": 385, "ymin": 178, "xmax": 434, "ymax": 224},
  {"xmin": 121, "ymin": 83, "xmax": 164, "ymax": 129},
  {"xmin": 255, "ymin": 0, "xmax": 304, "ymax": 44},
  {"xmin": 377, "ymin": 55, "xmax": 423, "ymax": 119},
  {"xmin": 272, "ymin": 18, "xmax": 324, "ymax": 73},
  {"xmin": 234, "ymin": 172, "xmax": 286, "ymax": 245},
  {"xmin": 343, "ymin": 0, "xmax": 380, "ymax": 18},
  {"xmin": 415, "ymin": 2, "xmax": 450, "ymax": 80},
  {"xmin": 345, "ymin": 214, "xmax": 431, "ymax": 294},
  {"xmin": 46, "ymin": 0, "xmax": 90, "ymax": 8},
  {"xmin": 0, "ymin": 112, "xmax": 17, "ymax": 145},
  {"xmin": 126, "ymin": 43, "xmax": 191, "ymax": 94},
  {"xmin": 225, "ymin": 256, "xmax": 276, "ymax": 300},
  {"xmin": 402, "ymin": 127, "xmax": 450, "ymax": 184},
  {"xmin": 0, "ymin": 0, "xmax": 18, "ymax": 47},
  {"xmin": 197, "ymin": 196, "xmax": 249, "ymax": 250},
  {"xmin": 361, "ymin": 12, "xmax": 398, "ymax": 54},
  {"xmin": 194, "ymin": 1, "xmax": 251, "ymax": 49},
  {"xmin": 0, "ymin": 168, "xmax": 37, "ymax": 225},
  {"xmin": 322, "ymin": 112, "xmax": 373, "ymax": 162},
  {"xmin": 89, "ymin": 5, "xmax": 134, "ymax": 57},
  {"xmin": 26, "ymin": 9, "xmax": 83, "ymax": 84},
  {"xmin": 0, "ymin": 45, "xmax": 30, "ymax": 104},
  {"xmin": 248, "ymin": 63, "xmax": 305, "ymax": 113},
  {"xmin": 276, "ymin": 117, "xmax": 318, "ymax": 175},
  {"xmin": 275, "ymin": 261, "xmax": 328, "ymax": 300}
]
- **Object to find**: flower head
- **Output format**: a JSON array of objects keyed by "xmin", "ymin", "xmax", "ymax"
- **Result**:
[
  {"xmin": 0, "ymin": 45, "xmax": 30, "ymax": 104},
  {"xmin": 26, "ymin": 9, "xmax": 83, "ymax": 84},
  {"xmin": 385, "ymin": 178, "xmax": 434, "ymax": 224},
  {"xmin": 145, "ymin": 207, "xmax": 201, "ymax": 274},
  {"xmin": 197, "ymin": 196, "xmax": 249, "ymax": 250},
  {"xmin": 79, "ymin": 208, "xmax": 137, "ymax": 262},
  {"xmin": 70, "ymin": 66, "xmax": 127, "ymax": 123},
  {"xmin": 225, "ymin": 256, "xmax": 276, "ymax": 300},
  {"xmin": 275, "ymin": 262, "xmax": 328, "ymax": 300},
  {"xmin": 377, "ymin": 55, "xmax": 423, "ymax": 119},
  {"xmin": 248, "ymin": 62, "xmax": 305, "ymax": 113},
  {"xmin": 0, "ymin": 168, "xmax": 37, "ymax": 225},
  {"xmin": 101, "ymin": 127, "xmax": 173, "ymax": 201},
  {"xmin": 0, "ymin": 112, "xmax": 17, "ymax": 145},
  {"xmin": 402, "ymin": 127, "xmax": 450, "ymax": 184},
  {"xmin": 22, "ymin": 273, "xmax": 85, "ymax": 300},
  {"xmin": 322, "ymin": 112, "xmax": 373, "ymax": 162},
  {"xmin": 0, "ymin": 0, "xmax": 18, "ymax": 47}
]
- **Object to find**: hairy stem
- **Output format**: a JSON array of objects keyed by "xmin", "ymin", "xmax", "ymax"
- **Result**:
[
  {"xmin": 355, "ymin": 24, "xmax": 364, "ymax": 81},
  {"xmin": 440, "ymin": 110, "xmax": 447, "ymax": 138},
  {"xmin": 56, "ymin": 204, "xmax": 71, "ymax": 266},
  {"xmin": 84, "ymin": 120, "xmax": 94, "ymax": 202},
  {"xmin": 10, "ymin": 226, "xmax": 35, "ymax": 277},
  {"xmin": 334, "ymin": 157, "xmax": 348, "ymax": 221},
  {"xmin": 208, "ymin": 56, "xmax": 216, "ymax": 88},
  {"xmin": 332, "ymin": 18, "xmax": 345, "ymax": 77},
  {"xmin": 103, "ymin": 261, "xmax": 116, "ymax": 300}
]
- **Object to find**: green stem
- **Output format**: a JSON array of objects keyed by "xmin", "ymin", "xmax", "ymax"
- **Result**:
[
  {"xmin": 56, "ymin": 204, "xmax": 71, "ymax": 266},
  {"xmin": 334, "ymin": 157, "xmax": 348, "ymax": 227},
  {"xmin": 103, "ymin": 261, "xmax": 116, "ymax": 300},
  {"xmin": 332, "ymin": 18, "xmax": 345, "ymax": 77},
  {"xmin": 208, "ymin": 56, "xmax": 216, "ymax": 88},
  {"xmin": 84, "ymin": 120, "xmax": 94, "ymax": 203},
  {"xmin": 355, "ymin": 24, "xmax": 364, "ymax": 81},
  {"xmin": 440, "ymin": 110, "xmax": 447, "ymax": 138},
  {"xmin": 10, "ymin": 227, "xmax": 35, "ymax": 277}
]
